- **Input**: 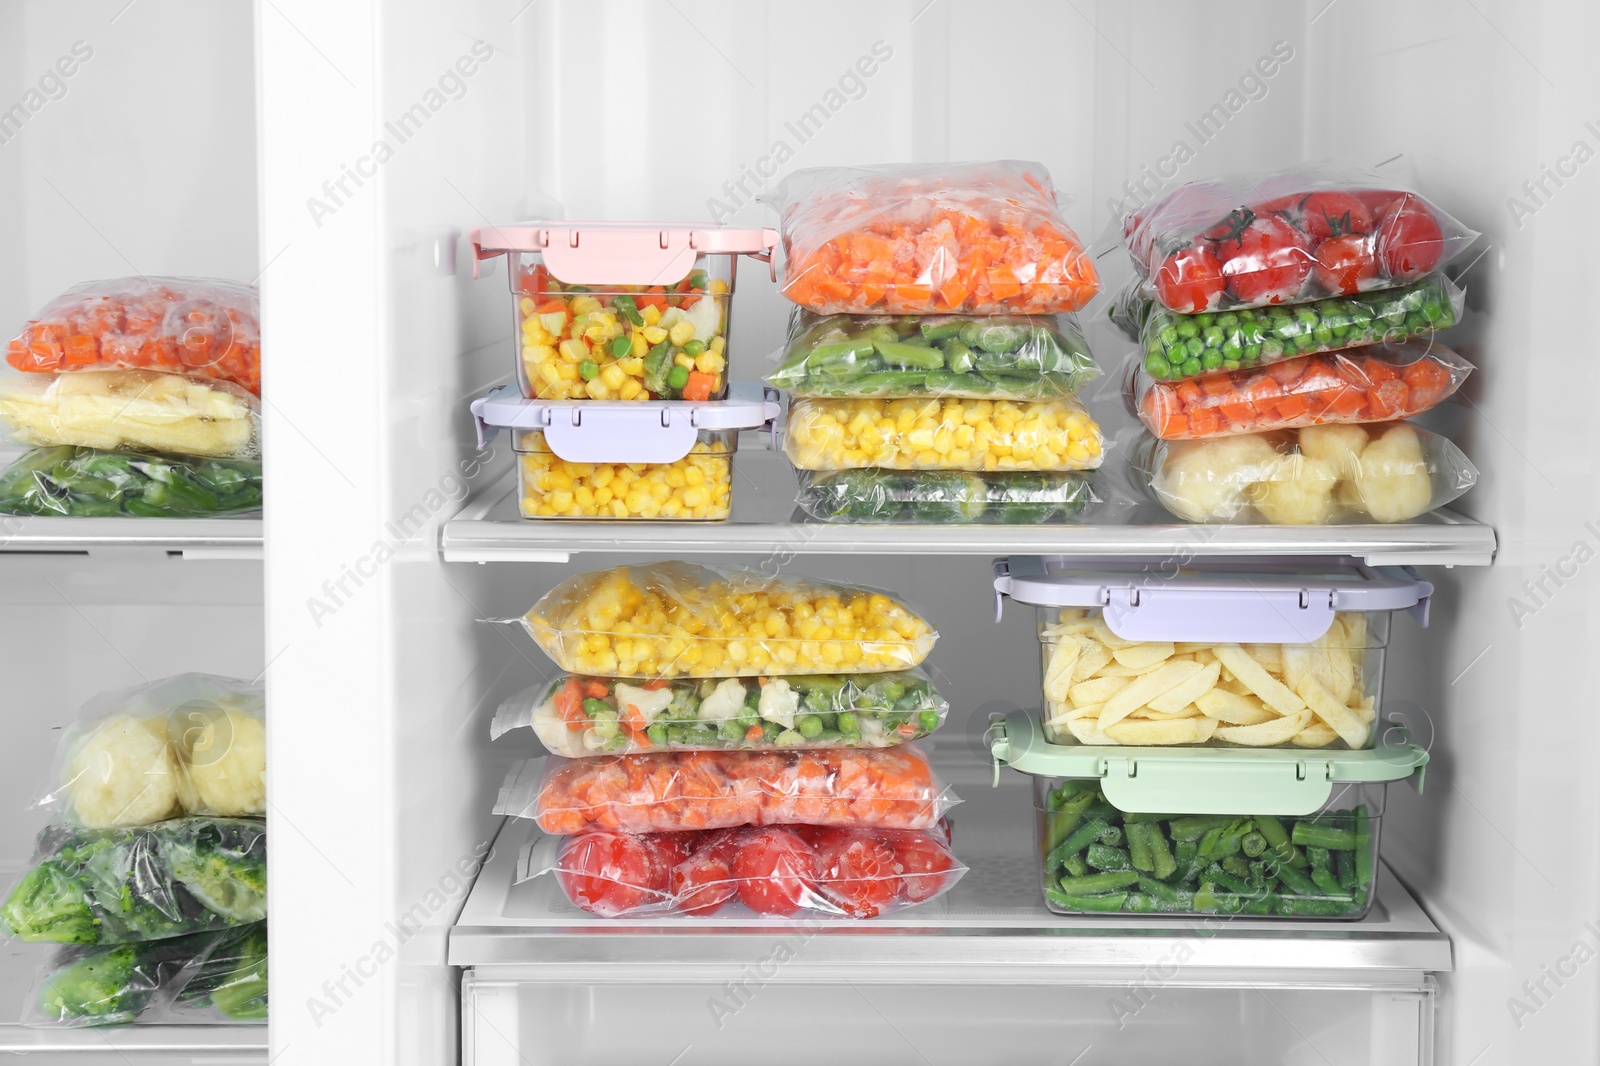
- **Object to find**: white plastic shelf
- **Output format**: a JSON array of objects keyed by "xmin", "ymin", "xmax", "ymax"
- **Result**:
[
  {"xmin": 0, "ymin": 516, "xmax": 263, "ymax": 560},
  {"xmin": 440, "ymin": 450, "xmax": 1496, "ymax": 567},
  {"xmin": 450, "ymin": 766, "xmax": 1452, "ymax": 986}
]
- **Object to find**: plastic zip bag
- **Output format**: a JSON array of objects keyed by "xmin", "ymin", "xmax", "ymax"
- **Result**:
[
  {"xmin": 494, "ymin": 746, "xmax": 958, "ymax": 835},
  {"xmin": 771, "ymin": 161, "xmax": 1098, "ymax": 314},
  {"xmin": 1114, "ymin": 272, "xmax": 1463, "ymax": 382},
  {"xmin": 797, "ymin": 469, "xmax": 1102, "ymax": 524},
  {"xmin": 1129, "ymin": 340, "xmax": 1473, "ymax": 439},
  {"xmin": 35, "ymin": 673, "xmax": 265, "ymax": 829},
  {"xmin": 524, "ymin": 823, "xmax": 963, "ymax": 919},
  {"xmin": 1133, "ymin": 422, "xmax": 1478, "ymax": 525},
  {"xmin": 0, "ymin": 817, "xmax": 267, "ymax": 945},
  {"xmin": 7, "ymin": 278, "xmax": 261, "ymax": 396},
  {"xmin": 517, "ymin": 561, "xmax": 937, "ymax": 678},
  {"xmin": 785, "ymin": 397, "xmax": 1103, "ymax": 473},
  {"xmin": 0, "ymin": 446, "xmax": 263, "ymax": 517},
  {"xmin": 0, "ymin": 368, "xmax": 260, "ymax": 459},
  {"xmin": 1122, "ymin": 166, "xmax": 1478, "ymax": 313},
  {"xmin": 28, "ymin": 922, "xmax": 267, "ymax": 1027},
  {"xmin": 493, "ymin": 670, "xmax": 948, "ymax": 756},
  {"xmin": 768, "ymin": 310, "xmax": 1099, "ymax": 400}
]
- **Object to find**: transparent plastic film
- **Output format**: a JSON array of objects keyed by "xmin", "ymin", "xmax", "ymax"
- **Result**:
[
  {"xmin": 0, "ymin": 446, "xmax": 263, "ymax": 517},
  {"xmin": 796, "ymin": 469, "xmax": 1103, "ymax": 524}
]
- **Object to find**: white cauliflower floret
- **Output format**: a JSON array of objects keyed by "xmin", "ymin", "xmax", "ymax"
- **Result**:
[
  {"xmin": 613, "ymin": 682, "xmax": 673, "ymax": 727},
  {"xmin": 177, "ymin": 707, "xmax": 266, "ymax": 817},
  {"xmin": 1298, "ymin": 423, "xmax": 1370, "ymax": 481},
  {"xmin": 1353, "ymin": 424, "xmax": 1434, "ymax": 522},
  {"xmin": 530, "ymin": 696, "xmax": 585, "ymax": 757},
  {"xmin": 63, "ymin": 715, "xmax": 181, "ymax": 829},
  {"xmin": 1250, "ymin": 454, "xmax": 1338, "ymax": 525},
  {"xmin": 757, "ymin": 679, "xmax": 800, "ymax": 731},
  {"xmin": 1155, "ymin": 435, "xmax": 1282, "ymax": 521},
  {"xmin": 697, "ymin": 678, "xmax": 749, "ymax": 722}
]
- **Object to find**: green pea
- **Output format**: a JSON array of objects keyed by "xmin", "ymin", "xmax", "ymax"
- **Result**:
[
  {"xmin": 1146, "ymin": 354, "xmax": 1173, "ymax": 379},
  {"xmin": 683, "ymin": 339, "xmax": 706, "ymax": 358},
  {"xmin": 591, "ymin": 710, "xmax": 619, "ymax": 740},
  {"xmin": 1201, "ymin": 326, "xmax": 1225, "ymax": 348},
  {"xmin": 1194, "ymin": 312, "xmax": 1216, "ymax": 328},
  {"xmin": 1158, "ymin": 326, "xmax": 1180, "ymax": 347},
  {"xmin": 798, "ymin": 715, "xmax": 824, "ymax": 738},
  {"xmin": 719, "ymin": 717, "xmax": 747, "ymax": 742},
  {"xmin": 578, "ymin": 359, "xmax": 599, "ymax": 381},
  {"xmin": 1183, "ymin": 357, "xmax": 1203, "ymax": 377},
  {"xmin": 1201, "ymin": 349, "xmax": 1224, "ymax": 371},
  {"xmin": 582, "ymin": 698, "xmax": 609, "ymax": 718},
  {"xmin": 918, "ymin": 710, "xmax": 941, "ymax": 732},
  {"xmin": 1312, "ymin": 325, "xmax": 1334, "ymax": 345},
  {"xmin": 1185, "ymin": 337, "xmax": 1205, "ymax": 359},
  {"xmin": 1222, "ymin": 359, "xmax": 1241, "ymax": 371},
  {"xmin": 1220, "ymin": 338, "xmax": 1242, "ymax": 359},
  {"xmin": 837, "ymin": 711, "xmax": 859, "ymax": 733},
  {"xmin": 1176, "ymin": 321, "xmax": 1200, "ymax": 339},
  {"xmin": 1216, "ymin": 311, "xmax": 1238, "ymax": 328},
  {"xmin": 609, "ymin": 335, "xmax": 632, "ymax": 358},
  {"xmin": 666, "ymin": 364, "xmax": 690, "ymax": 390},
  {"xmin": 647, "ymin": 724, "xmax": 668, "ymax": 748}
]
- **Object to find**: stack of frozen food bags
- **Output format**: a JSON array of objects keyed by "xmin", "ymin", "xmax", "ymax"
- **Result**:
[
  {"xmin": 764, "ymin": 161, "xmax": 1108, "ymax": 524},
  {"xmin": 0, "ymin": 675, "xmax": 267, "ymax": 1027},
  {"xmin": 1111, "ymin": 167, "xmax": 1482, "ymax": 525},
  {"xmin": 0, "ymin": 278, "xmax": 263, "ymax": 517},
  {"xmin": 492, "ymin": 561, "xmax": 966, "ymax": 918}
]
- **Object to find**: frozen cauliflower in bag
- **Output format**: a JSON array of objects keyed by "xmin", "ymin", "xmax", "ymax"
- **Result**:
[
  {"xmin": 176, "ymin": 706, "xmax": 267, "ymax": 818},
  {"xmin": 63, "ymin": 716, "xmax": 183, "ymax": 829}
]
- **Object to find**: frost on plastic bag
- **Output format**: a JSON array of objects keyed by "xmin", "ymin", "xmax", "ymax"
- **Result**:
[
  {"xmin": 28, "ymin": 923, "xmax": 267, "ymax": 1027},
  {"xmin": 0, "ymin": 818, "xmax": 266, "ymax": 945},
  {"xmin": 494, "ymin": 745, "xmax": 957, "ymax": 835},
  {"xmin": 493, "ymin": 670, "xmax": 948, "ymax": 756},
  {"xmin": 797, "ymin": 469, "xmax": 1102, "ymax": 525},
  {"xmin": 0, "ymin": 368, "xmax": 260, "ymax": 459},
  {"xmin": 1122, "ymin": 166, "xmax": 1478, "ymax": 313},
  {"xmin": 1134, "ymin": 422, "xmax": 1478, "ymax": 525},
  {"xmin": 768, "ymin": 309, "xmax": 1099, "ymax": 400},
  {"xmin": 771, "ymin": 161, "xmax": 1099, "ymax": 314},
  {"xmin": 1130, "ymin": 340, "xmax": 1473, "ymax": 440},
  {"xmin": 1120, "ymin": 272, "xmax": 1463, "ymax": 382},
  {"xmin": 526, "ymin": 823, "xmax": 963, "ymax": 919},
  {"xmin": 7, "ymin": 278, "xmax": 262, "ymax": 396},
  {"xmin": 36, "ymin": 673, "xmax": 265, "ymax": 829},
  {"xmin": 785, "ymin": 397, "xmax": 1104, "ymax": 473},
  {"xmin": 517, "ymin": 561, "xmax": 937, "ymax": 677},
  {"xmin": 0, "ymin": 446, "xmax": 263, "ymax": 517}
]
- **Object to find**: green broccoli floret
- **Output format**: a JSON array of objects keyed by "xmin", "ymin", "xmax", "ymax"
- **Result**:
[
  {"xmin": 808, "ymin": 469, "xmax": 901, "ymax": 521},
  {"xmin": 162, "ymin": 820, "xmax": 267, "ymax": 925},
  {"xmin": 0, "ymin": 861, "xmax": 101, "ymax": 944},
  {"xmin": 203, "ymin": 925, "xmax": 268, "ymax": 1021},
  {"xmin": 38, "ymin": 944, "xmax": 150, "ymax": 1023},
  {"xmin": 909, "ymin": 472, "xmax": 988, "ymax": 524},
  {"xmin": 988, "ymin": 472, "xmax": 1062, "ymax": 525}
]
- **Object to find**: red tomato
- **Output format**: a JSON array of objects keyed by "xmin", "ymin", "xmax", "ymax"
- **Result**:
[
  {"xmin": 1313, "ymin": 234, "xmax": 1380, "ymax": 295},
  {"xmin": 733, "ymin": 828, "xmax": 820, "ymax": 916},
  {"xmin": 1354, "ymin": 188, "xmax": 1402, "ymax": 220},
  {"xmin": 556, "ymin": 831, "xmax": 670, "ymax": 917},
  {"xmin": 1214, "ymin": 212, "xmax": 1312, "ymax": 305},
  {"xmin": 671, "ymin": 834, "xmax": 739, "ymax": 915},
  {"xmin": 1154, "ymin": 242, "xmax": 1225, "ymax": 314},
  {"xmin": 1375, "ymin": 196, "xmax": 1443, "ymax": 280},
  {"xmin": 817, "ymin": 831, "xmax": 901, "ymax": 918},
  {"xmin": 892, "ymin": 832, "xmax": 956, "ymax": 903},
  {"xmin": 1295, "ymin": 191, "xmax": 1373, "ymax": 243}
]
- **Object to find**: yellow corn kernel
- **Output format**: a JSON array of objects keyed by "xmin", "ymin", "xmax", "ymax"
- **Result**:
[
  {"xmin": 559, "ymin": 338, "xmax": 588, "ymax": 362},
  {"xmin": 710, "ymin": 336, "xmax": 725, "ymax": 355},
  {"xmin": 600, "ymin": 364, "xmax": 627, "ymax": 391},
  {"xmin": 583, "ymin": 324, "xmax": 607, "ymax": 342},
  {"xmin": 642, "ymin": 303, "xmax": 662, "ymax": 326},
  {"xmin": 668, "ymin": 320, "xmax": 696, "ymax": 346},
  {"xmin": 709, "ymin": 278, "xmax": 728, "ymax": 295},
  {"xmin": 642, "ymin": 325, "xmax": 668, "ymax": 345},
  {"xmin": 557, "ymin": 361, "xmax": 579, "ymax": 382},
  {"xmin": 694, "ymin": 351, "xmax": 723, "ymax": 374},
  {"xmin": 674, "ymin": 352, "xmax": 695, "ymax": 370},
  {"xmin": 618, "ymin": 378, "xmax": 643, "ymax": 401},
  {"xmin": 585, "ymin": 378, "xmax": 611, "ymax": 400},
  {"xmin": 618, "ymin": 356, "xmax": 645, "ymax": 375},
  {"xmin": 630, "ymin": 332, "xmax": 648, "ymax": 358},
  {"xmin": 538, "ymin": 360, "xmax": 563, "ymax": 387},
  {"xmin": 571, "ymin": 295, "xmax": 601, "ymax": 315},
  {"xmin": 519, "ymin": 296, "xmax": 536, "ymax": 315}
]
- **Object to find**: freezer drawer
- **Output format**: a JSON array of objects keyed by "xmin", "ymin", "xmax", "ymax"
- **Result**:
[{"xmin": 461, "ymin": 974, "xmax": 1437, "ymax": 1066}]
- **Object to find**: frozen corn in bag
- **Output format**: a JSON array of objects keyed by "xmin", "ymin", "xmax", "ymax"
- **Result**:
[
  {"xmin": 516, "ymin": 561, "xmax": 937, "ymax": 677},
  {"xmin": 493, "ymin": 670, "xmax": 948, "ymax": 756},
  {"xmin": 1131, "ymin": 340, "xmax": 1473, "ymax": 439},
  {"xmin": 530, "ymin": 823, "xmax": 963, "ymax": 919},
  {"xmin": 0, "ymin": 368, "xmax": 260, "ymax": 458},
  {"xmin": 768, "ymin": 310, "xmax": 1099, "ymax": 400},
  {"xmin": 1123, "ymin": 165, "xmax": 1478, "ymax": 313},
  {"xmin": 494, "ymin": 746, "xmax": 957, "ymax": 834},
  {"xmin": 1134, "ymin": 422, "xmax": 1478, "ymax": 525},
  {"xmin": 35, "ymin": 673, "xmax": 265, "ymax": 829},
  {"xmin": 796, "ymin": 469, "xmax": 1102, "ymax": 524},
  {"xmin": 785, "ymin": 397, "xmax": 1103, "ymax": 473},
  {"xmin": 8, "ymin": 278, "xmax": 261, "ymax": 396},
  {"xmin": 772, "ymin": 161, "xmax": 1099, "ymax": 314},
  {"xmin": 0, "ymin": 446, "xmax": 263, "ymax": 517}
]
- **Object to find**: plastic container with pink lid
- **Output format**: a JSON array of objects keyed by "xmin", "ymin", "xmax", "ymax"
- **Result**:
[{"xmin": 469, "ymin": 223, "xmax": 777, "ymax": 402}]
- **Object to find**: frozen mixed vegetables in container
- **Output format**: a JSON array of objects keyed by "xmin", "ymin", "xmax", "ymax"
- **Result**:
[
  {"xmin": 993, "ymin": 557, "xmax": 1432, "ymax": 749},
  {"xmin": 525, "ymin": 823, "xmax": 962, "ymax": 919},
  {"xmin": 495, "ymin": 745, "xmax": 956, "ymax": 834},
  {"xmin": 0, "ymin": 446, "xmax": 262, "ymax": 517},
  {"xmin": 797, "ymin": 468, "xmax": 1101, "ymax": 524},
  {"xmin": 1123, "ymin": 166, "xmax": 1478, "ymax": 313},
  {"xmin": 990, "ymin": 709, "xmax": 1428, "ymax": 918},
  {"xmin": 7, "ymin": 278, "xmax": 261, "ymax": 395},
  {"xmin": 468, "ymin": 222, "xmax": 776, "ymax": 400},
  {"xmin": 0, "ymin": 368, "xmax": 260, "ymax": 458},
  {"xmin": 1115, "ymin": 272, "xmax": 1463, "ymax": 382},
  {"xmin": 771, "ymin": 160, "xmax": 1099, "ymax": 314},
  {"xmin": 1130, "ymin": 340, "xmax": 1472, "ymax": 439},
  {"xmin": 785, "ymin": 397, "xmax": 1103, "ymax": 473},
  {"xmin": 515, "ymin": 561, "xmax": 937, "ymax": 677},
  {"xmin": 769, "ymin": 311, "xmax": 1099, "ymax": 400},
  {"xmin": 1134, "ymin": 422, "xmax": 1478, "ymax": 524},
  {"xmin": 493, "ymin": 670, "xmax": 947, "ymax": 756}
]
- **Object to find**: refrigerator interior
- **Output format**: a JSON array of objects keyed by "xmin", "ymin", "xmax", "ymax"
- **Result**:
[{"xmin": 234, "ymin": 0, "xmax": 1593, "ymax": 1064}]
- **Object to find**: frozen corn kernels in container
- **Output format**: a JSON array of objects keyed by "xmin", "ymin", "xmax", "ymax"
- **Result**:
[
  {"xmin": 785, "ymin": 397, "xmax": 1103, "ymax": 472},
  {"xmin": 519, "ymin": 561, "xmax": 937, "ymax": 677},
  {"xmin": 515, "ymin": 430, "xmax": 732, "ymax": 521}
]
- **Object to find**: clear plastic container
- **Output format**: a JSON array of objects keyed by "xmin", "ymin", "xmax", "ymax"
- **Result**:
[
  {"xmin": 469, "ymin": 223, "xmax": 776, "ymax": 401},
  {"xmin": 1033, "ymin": 776, "xmax": 1384, "ymax": 919},
  {"xmin": 993, "ymin": 557, "xmax": 1433, "ymax": 749},
  {"xmin": 515, "ymin": 428, "xmax": 733, "ymax": 521}
]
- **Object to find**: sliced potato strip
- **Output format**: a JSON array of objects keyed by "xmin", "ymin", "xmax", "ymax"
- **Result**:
[
  {"xmin": 1195, "ymin": 688, "xmax": 1277, "ymax": 725},
  {"xmin": 1069, "ymin": 675, "xmax": 1131, "ymax": 706},
  {"xmin": 1072, "ymin": 641, "xmax": 1114, "ymax": 683},
  {"xmin": 1147, "ymin": 661, "xmax": 1222, "ymax": 713},
  {"xmin": 1214, "ymin": 645, "xmax": 1306, "ymax": 717},
  {"xmin": 1065, "ymin": 715, "xmax": 1117, "ymax": 745},
  {"xmin": 1290, "ymin": 722, "xmax": 1340, "ymax": 747},
  {"xmin": 1043, "ymin": 637, "xmax": 1080, "ymax": 702},
  {"xmin": 1103, "ymin": 717, "xmax": 1218, "ymax": 745},
  {"xmin": 1296, "ymin": 677, "xmax": 1368, "ymax": 748},
  {"xmin": 1113, "ymin": 642, "xmax": 1176, "ymax": 671},
  {"xmin": 1132, "ymin": 705, "xmax": 1203, "ymax": 720},
  {"xmin": 1098, "ymin": 660, "xmax": 1206, "ymax": 730},
  {"xmin": 1214, "ymin": 709, "xmax": 1312, "ymax": 747}
]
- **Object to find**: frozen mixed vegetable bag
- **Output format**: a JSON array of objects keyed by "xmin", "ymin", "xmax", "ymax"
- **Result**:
[
  {"xmin": 796, "ymin": 468, "xmax": 1102, "ymax": 525},
  {"xmin": 0, "ymin": 445, "xmax": 263, "ymax": 517}
]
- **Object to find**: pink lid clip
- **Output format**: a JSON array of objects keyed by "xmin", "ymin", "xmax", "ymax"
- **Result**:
[{"xmin": 469, "ymin": 222, "xmax": 778, "ymax": 285}]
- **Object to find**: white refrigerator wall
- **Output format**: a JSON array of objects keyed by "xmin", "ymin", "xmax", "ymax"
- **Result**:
[{"xmin": 254, "ymin": 2, "xmax": 1600, "ymax": 1065}]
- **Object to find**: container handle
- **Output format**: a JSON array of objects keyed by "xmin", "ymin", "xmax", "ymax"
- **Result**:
[
  {"xmin": 542, "ymin": 406, "xmax": 699, "ymax": 464},
  {"xmin": 1100, "ymin": 755, "xmax": 1335, "ymax": 816}
]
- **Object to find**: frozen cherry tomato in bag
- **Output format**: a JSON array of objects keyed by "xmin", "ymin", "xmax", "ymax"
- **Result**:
[
  {"xmin": 1314, "ymin": 234, "xmax": 1380, "ymax": 295},
  {"xmin": 555, "ymin": 831, "xmax": 670, "ymax": 917},
  {"xmin": 816, "ymin": 829, "xmax": 902, "ymax": 918},
  {"xmin": 1214, "ymin": 212, "xmax": 1312, "ymax": 306},
  {"xmin": 1294, "ymin": 190, "xmax": 1373, "ymax": 243},
  {"xmin": 1154, "ymin": 243, "xmax": 1225, "ymax": 314},
  {"xmin": 671, "ymin": 832, "xmax": 740, "ymax": 915},
  {"xmin": 1375, "ymin": 196, "xmax": 1444, "ymax": 281},
  {"xmin": 889, "ymin": 830, "xmax": 957, "ymax": 902},
  {"xmin": 734, "ymin": 828, "xmax": 820, "ymax": 915}
]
